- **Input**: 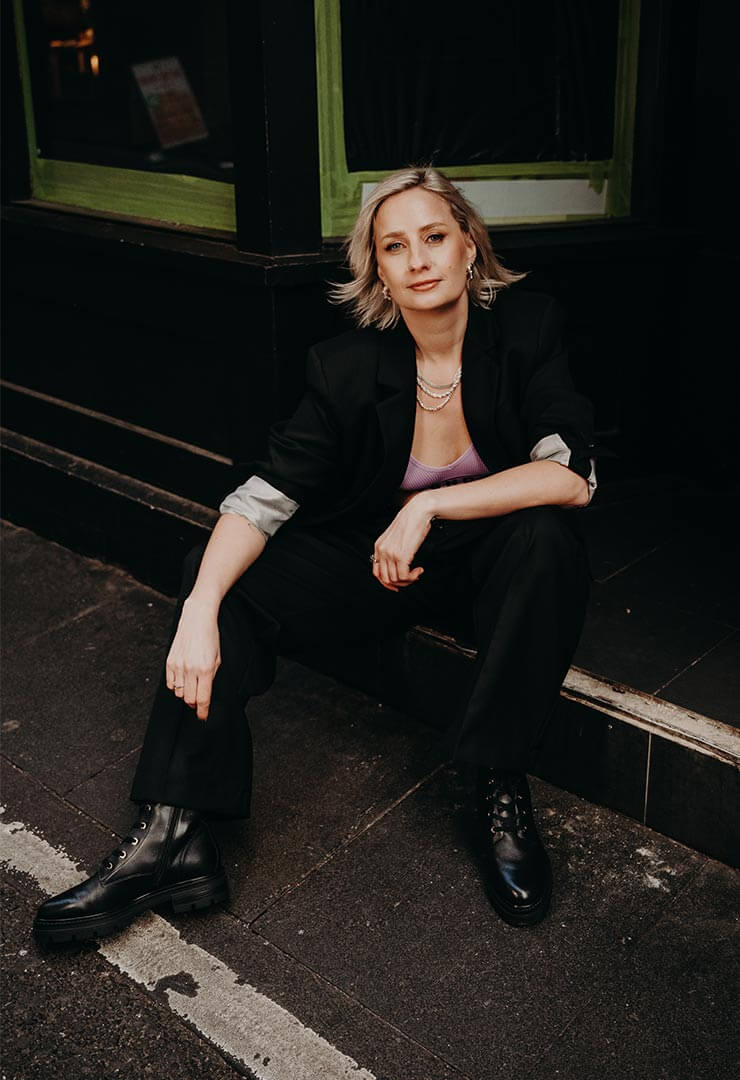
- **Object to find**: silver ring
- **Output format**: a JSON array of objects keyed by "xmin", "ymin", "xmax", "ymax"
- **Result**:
[
  {"xmin": 369, "ymin": 554, "xmax": 378, "ymax": 564},
  {"xmin": 174, "ymin": 684, "xmax": 184, "ymax": 690}
]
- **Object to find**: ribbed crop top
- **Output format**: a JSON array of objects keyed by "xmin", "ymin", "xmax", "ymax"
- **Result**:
[{"xmin": 400, "ymin": 441, "xmax": 490, "ymax": 492}]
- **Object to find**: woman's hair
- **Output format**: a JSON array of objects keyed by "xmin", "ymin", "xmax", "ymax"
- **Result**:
[{"xmin": 327, "ymin": 164, "xmax": 527, "ymax": 331}]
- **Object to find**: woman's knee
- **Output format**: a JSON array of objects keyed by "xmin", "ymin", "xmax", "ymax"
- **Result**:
[{"xmin": 504, "ymin": 507, "xmax": 584, "ymax": 568}]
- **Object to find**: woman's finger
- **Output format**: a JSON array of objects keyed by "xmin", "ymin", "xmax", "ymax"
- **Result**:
[
  {"xmin": 183, "ymin": 668, "xmax": 198, "ymax": 708},
  {"xmin": 394, "ymin": 556, "xmax": 413, "ymax": 583},
  {"xmin": 195, "ymin": 673, "xmax": 213, "ymax": 722},
  {"xmin": 379, "ymin": 555, "xmax": 398, "ymax": 591},
  {"xmin": 170, "ymin": 668, "xmax": 186, "ymax": 696}
]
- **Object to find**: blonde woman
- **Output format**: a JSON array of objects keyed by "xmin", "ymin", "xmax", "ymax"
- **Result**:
[{"xmin": 34, "ymin": 166, "xmax": 597, "ymax": 943}]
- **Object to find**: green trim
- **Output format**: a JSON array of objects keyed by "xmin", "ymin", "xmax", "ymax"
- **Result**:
[
  {"xmin": 314, "ymin": 0, "xmax": 347, "ymax": 240},
  {"xmin": 606, "ymin": 0, "xmax": 641, "ymax": 216},
  {"xmin": 315, "ymin": 0, "xmax": 640, "ymax": 238},
  {"xmin": 12, "ymin": 0, "xmax": 235, "ymax": 232},
  {"xmin": 32, "ymin": 158, "xmax": 236, "ymax": 231},
  {"xmin": 13, "ymin": 0, "xmax": 39, "ymax": 184}
]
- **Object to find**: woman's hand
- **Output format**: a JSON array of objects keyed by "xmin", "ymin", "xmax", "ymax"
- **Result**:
[
  {"xmin": 372, "ymin": 493, "xmax": 435, "ymax": 592},
  {"xmin": 165, "ymin": 594, "xmax": 222, "ymax": 721}
]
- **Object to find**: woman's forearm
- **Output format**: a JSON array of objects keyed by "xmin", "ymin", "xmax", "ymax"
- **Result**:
[
  {"xmin": 185, "ymin": 513, "xmax": 267, "ymax": 613},
  {"xmin": 417, "ymin": 461, "xmax": 589, "ymax": 522}
]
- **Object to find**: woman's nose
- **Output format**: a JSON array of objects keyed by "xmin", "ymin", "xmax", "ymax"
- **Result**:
[{"xmin": 408, "ymin": 244, "xmax": 430, "ymax": 271}]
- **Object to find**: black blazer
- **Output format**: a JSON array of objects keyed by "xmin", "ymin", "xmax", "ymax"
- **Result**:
[{"xmin": 237, "ymin": 288, "xmax": 597, "ymax": 533}]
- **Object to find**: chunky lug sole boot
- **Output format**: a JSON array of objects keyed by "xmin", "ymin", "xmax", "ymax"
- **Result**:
[
  {"xmin": 33, "ymin": 802, "xmax": 229, "ymax": 945},
  {"xmin": 473, "ymin": 768, "xmax": 553, "ymax": 928}
]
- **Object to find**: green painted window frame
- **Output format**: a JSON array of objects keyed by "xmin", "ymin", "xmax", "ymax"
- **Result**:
[
  {"xmin": 315, "ymin": 0, "xmax": 641, "ymax": 238},
  {"xmin": 12, "ymin": 0, "xmax": 236, "ymax": 233}
]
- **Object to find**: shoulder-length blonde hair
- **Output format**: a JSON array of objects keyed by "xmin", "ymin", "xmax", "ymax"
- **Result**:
[{"xmin": 327, "ymin": 165, "xmax": 527, "ymax": 331}]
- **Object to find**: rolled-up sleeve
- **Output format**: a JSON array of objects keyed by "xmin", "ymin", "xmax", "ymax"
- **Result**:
[
  {"xmin": 219, "ymin": 346, "xmax": 340, "ymax": 539},
  {"xmin": 523, "ymin": 298, "xmax": 598, "ymax": 507},
  {"xmin": 219, "ymin": 476, "xmax": 299, "ymax": 539}
]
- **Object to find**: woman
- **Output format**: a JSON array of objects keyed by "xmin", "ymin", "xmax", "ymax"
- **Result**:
[{"xmin": 33, "ymin": 166, "xmax": 597, "ymax": 943}]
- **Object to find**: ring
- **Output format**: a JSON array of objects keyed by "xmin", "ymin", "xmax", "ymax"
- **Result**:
[
  {"xmin": 369, "ymin": 554, "xmax": 377, "ymax": 564},
  {"xmin": 174, "ymin": 684, "xmax": 184, "ymax": 690}
]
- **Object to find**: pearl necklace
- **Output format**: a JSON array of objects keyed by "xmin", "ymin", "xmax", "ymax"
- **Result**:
[{"xmin": 416, "ymin": 364, "xmax": 462, "ymax": 412}]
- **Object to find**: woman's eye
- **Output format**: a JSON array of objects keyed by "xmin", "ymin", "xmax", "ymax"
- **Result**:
[
  {"xmin": 427, "ymin": 233, "xmax": 445, "ymax": 242},
  {"xmin": 385, "ymin": 241, "xmax": 402, "ymax": 251}
]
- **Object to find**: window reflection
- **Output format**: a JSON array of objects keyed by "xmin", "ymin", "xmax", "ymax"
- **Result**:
[{"xmin": 31, "ymin": 0, "xmax": 233, "ymax": 182}]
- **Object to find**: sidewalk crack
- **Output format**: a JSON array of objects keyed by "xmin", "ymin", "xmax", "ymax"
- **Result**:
[
  {"xmin": 12, "ymin": 596, "xmax": 123, "ymax": 647},
  {"xmin": 245, "ymin": 762, "xmax": 446, "ymax": 926},
  {"xmin": 237, "ymin": 918, "xmax": 475, "ymax": 1080}
]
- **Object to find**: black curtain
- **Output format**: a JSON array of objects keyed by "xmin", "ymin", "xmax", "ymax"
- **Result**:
[{"xmin": 340, "ymin": 0, "xmax": 620, "ymax": 170}]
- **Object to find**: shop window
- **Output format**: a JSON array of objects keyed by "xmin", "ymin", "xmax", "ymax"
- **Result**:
[
  {"xmin": 13, "ymin": 0, "xmax": 235, "ymax": 231},
  {"xmin": 316, "ymin": 0, "xmax": 641, "ymax": 238}
]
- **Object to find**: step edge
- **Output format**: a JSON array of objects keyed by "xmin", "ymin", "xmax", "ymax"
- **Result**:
[
  {"xmin": 1, "ymin": 427, "xmax": 218, "ymax": 531},
  {"xmin": 1, "ymin": 379, "xmax": 233, "ymax": 465},
  {"xmin": 561, "ymin": 668, "xmax": 739, "ymax": 766},
  {"xmin": 412, "ymin": 636, "xmax": 739, "ymax": 768}
]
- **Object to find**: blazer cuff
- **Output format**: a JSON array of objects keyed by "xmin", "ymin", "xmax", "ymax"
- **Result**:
[
  {"xmin": 529, "ymin": 433, "xmax": 597, "ymax": 506},
  {"xmin": 219, "ymin": 475, "xmax": 300, "ymax": 538}
]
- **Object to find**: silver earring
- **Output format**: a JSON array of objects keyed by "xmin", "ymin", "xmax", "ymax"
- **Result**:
[
  {"xmin": 382, "ymin": 284, "xmax": 391, "ymax": 301},
  {"xmin": 467, "ymin": 263, "xmax": 474, "ymax": 280}
]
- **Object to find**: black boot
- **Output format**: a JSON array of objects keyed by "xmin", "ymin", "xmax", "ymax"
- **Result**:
[
  {"xmin": 473, "ymin": 767, "xmax": 552, "ymax": 927},
  {"xmin": 33, "ymin": 802, "xmax": 229, "ymax": 945}
]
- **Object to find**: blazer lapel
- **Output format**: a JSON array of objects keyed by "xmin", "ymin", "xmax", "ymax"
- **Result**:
[
  {"xmin": 374, "ymin": 318, "xmax": 417, "ymax": 491},
  {"xmin": 459, "ymin": 300, "xmax": 502, "ymax": 470},
  {"xmin": 374, "ymin": 300, "xmax": 502, "ymax": 493}
]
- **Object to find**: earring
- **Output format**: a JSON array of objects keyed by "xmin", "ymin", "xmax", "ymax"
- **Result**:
[
  {"xmin": 467, "ymin": 263, "xmax": 474, "ymax": 280},
  {"xmin": 382, "ymin": 284, "xmax": 391, "ymax": 301}
]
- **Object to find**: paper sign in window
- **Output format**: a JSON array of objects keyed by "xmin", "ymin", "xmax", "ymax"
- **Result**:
[{"xmin": 132, "ymin": 57, "xmax": 208, "ymax": 150}]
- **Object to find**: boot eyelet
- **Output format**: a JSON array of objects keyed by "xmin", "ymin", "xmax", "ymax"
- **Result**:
[
  {"xmin": 105, "ymin": 861, "xmax": 113, "ymax": 870},
  {"xmin": 118, "ymin": 851, "xmax": 127, "ymax": 859},
  {"xmin": 130, "ymin": 837, "xmax": 139, "ymax": 845},
  {"xmin": 144, "ymin": 804, "xmax": 152, "ymax": 811},
  {"xmin": 138, "ymin": 821, "xmax": 147, "ymax": 830}
]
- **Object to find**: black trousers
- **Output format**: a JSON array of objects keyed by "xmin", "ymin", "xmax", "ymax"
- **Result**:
[{"xmin": 130, "ymin": 503, "xmax": 592, "ymax": 819}]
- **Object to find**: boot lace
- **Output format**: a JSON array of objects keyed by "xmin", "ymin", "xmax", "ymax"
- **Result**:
[
  {"xmin": 480, "ymin": 776, "xmax": 534, "ymax": 842},
  {"xmin": 100, "ymin": 803, "xmax": 153, "ymax": 872}
]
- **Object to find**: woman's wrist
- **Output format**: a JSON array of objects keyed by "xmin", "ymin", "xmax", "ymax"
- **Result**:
[
  {"xmin": 183, "ymin": 588, "xmax": 222, "ymax": 616},
  {"xmin": 407, "ymin": 488, "xmax": 439, "ymax": 522}
]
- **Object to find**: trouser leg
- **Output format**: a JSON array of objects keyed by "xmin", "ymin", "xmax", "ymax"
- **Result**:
[
  {"xmin": 130, "ymin": 504, "xmax": 591, "ymax": 817},
  {"xmin": 129, "ymin": 542, "xmax": 280, "ymax": 818},
  {"xmin": 129, "ymin": 511, "xmax": 434, "ymax": 819},
  {"xmin": 448, "ymin": 506, "xmax": 591, "ymax": 773}
]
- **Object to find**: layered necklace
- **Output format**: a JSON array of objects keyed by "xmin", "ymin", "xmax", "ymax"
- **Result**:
[{"xmin": 415, "ymin": 349, "xmax": 462, "ymax": 412}]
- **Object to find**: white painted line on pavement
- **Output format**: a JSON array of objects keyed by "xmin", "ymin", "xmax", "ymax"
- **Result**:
[{"xmin": 0, "ymin": 811, "xmax": 376, "ymax": 1080}]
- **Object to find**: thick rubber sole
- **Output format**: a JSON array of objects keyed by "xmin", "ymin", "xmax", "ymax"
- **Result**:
[
  {"xmin": 485, "ymin": 878, "xmax": 553, "ymax": 928},
  {"xmin": 32, "ymin": 872, "xmax": 230, "ymax": 945}
]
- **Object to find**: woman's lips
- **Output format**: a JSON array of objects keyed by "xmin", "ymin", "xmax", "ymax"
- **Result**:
[{"xmin": 409, "ymin": 280, "xmax": 440, "ymax": 291}]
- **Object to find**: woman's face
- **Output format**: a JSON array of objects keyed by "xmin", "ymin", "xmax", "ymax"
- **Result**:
[{"xmin": 374, "ymin": 186, "xmax": 477, "ymax": 317}]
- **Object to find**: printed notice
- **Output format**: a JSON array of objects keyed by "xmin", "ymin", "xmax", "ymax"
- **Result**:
[{"xmin": 132, "ymin": 57, "xmax": 208, "ymax": 149}]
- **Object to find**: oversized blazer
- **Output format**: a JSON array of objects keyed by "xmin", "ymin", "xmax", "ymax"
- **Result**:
[{"xmin": 220, "ymin": 288, "xmax": 599, "ymax": 539}]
